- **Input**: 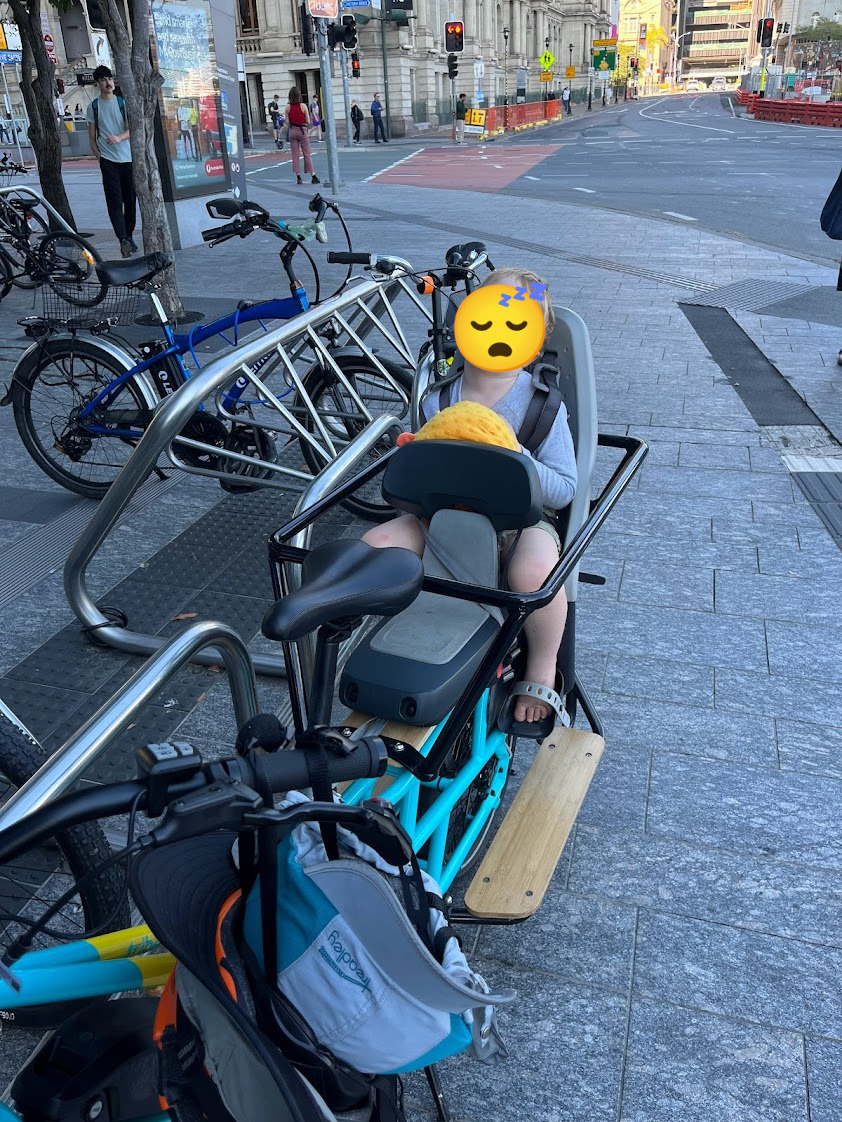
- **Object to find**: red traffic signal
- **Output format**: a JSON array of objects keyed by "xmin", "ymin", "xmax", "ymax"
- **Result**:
[
  {"xmin": 351, "ymin": 51, "xmax": 361, "ymax": 78},
  {"xmin": 444, "ymin": 21, "xmax": 464, "ymax": 53},
  {"xmin": 758, "ymin": 16, "xmax": 774, "ymax": 46}
]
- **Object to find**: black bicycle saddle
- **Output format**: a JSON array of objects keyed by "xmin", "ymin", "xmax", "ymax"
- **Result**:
[
  {"xmin": 262, "ymin": 540, "xmax": 424, "ymax": 642},
  {"xmin": 95, "ymin": 252, "xmax": 171, "ymax": 287}
]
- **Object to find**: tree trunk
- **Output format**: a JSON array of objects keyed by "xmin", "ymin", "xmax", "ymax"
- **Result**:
[
  {"xmin": 98, "ymin": 0, "xmax": 185, "ymax": 321},
  {"xmin": 8, "ymin": 0, "xmax": 76, "ymax": 230}
]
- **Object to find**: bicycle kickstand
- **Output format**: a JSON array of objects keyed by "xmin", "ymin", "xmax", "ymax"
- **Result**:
[{"xmin": 424, "ymin": 1065, "xmax": 452, "ymax": 1122}]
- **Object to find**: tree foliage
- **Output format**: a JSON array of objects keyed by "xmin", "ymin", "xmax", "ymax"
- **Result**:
[{"xmin": 794, "ymin": 17, "xmax": 842, "ymax": 41}]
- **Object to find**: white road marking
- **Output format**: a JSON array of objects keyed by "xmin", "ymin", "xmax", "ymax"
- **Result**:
[
  {"xmin": 525, "ymin": 175, "xmax": 541, "ymax": 180},
  {"xmin": 639, "ymin": 97, "xmax": 735, "ymax": 133},
  {"xmin": 364, "ymin": 148, "xmax": 426, "ymax": 182},
  {"xmin": 573, "ymin": 187, "xmax": 596, "ymax": 193},
  {"xmin": 662, "ymin": 210, "xmax": 697, "ymax": 221}
]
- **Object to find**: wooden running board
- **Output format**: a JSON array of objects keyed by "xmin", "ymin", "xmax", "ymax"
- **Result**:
[{"xmin": 464, "ymin": 727, "xmax": 604, "ymax": 921}]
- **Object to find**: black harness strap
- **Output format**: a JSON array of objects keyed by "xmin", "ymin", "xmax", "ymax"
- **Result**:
[{"xmin": 516, "ymin": 365, "xmax": 563, "ymax": 454}]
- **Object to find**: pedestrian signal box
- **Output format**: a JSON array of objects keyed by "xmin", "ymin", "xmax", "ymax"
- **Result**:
[
  {"xmin": 444, "ymin": 21, "xmax": 464, "ymax": 52},
  {"xmin": 351, "ymin": 51, "xmax": 361, "ymax": 78},
  {"xmin": 447, "ymin": 52, "xmax": 459, "ymax": 79}
]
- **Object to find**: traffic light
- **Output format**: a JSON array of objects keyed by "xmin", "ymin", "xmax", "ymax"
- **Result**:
[
  {"xmin": 351, "ymin": 51, "xmax": 361, "ymax": 78},
  {"xmin": 299, "ymin": 3, "xmax": 315, "ymax": 55},
  {"xmin": 783, "ymin": 21, "xmax": 789, "ymax": 32},
  {"xmin": 758, "ymin": 17, "xmax": 774, "ymax": 46},
  {"xmin": 629, "ymin": 56, "xmax": 637, "ymax": 70},
  {"xmin": 55, "ymin": 78, "xmax": 65, "ymax": 95},
  {"xmin": 341, "ymin": 14, "xmax": 358, "ymax": 50},
  {"xmin": 444, "ymin": 21, "xmax": 464, "ymax": 53},
  {"xmin": 776, "ymin": 22, "xmax": 782, "ymax": 32},
  {"xmin": 447, "ymin": 52, "xmax": 458, "ymax": 79}
]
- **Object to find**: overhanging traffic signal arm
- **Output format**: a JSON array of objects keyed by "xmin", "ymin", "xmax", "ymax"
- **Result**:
[
  {"xmin": 447, "ymin": 53, "xmax": 458, "ymax": 79},
  {"xmin": 299, "ymin": 3, "xmax": 315, "ymax": 55},
  {"xmin": 444, "ymin": 21, "xmax": 464, "ymax": 52},
  {"xmin": 341, "ymin": 14, "xmax": 358, "ymax": 50}
]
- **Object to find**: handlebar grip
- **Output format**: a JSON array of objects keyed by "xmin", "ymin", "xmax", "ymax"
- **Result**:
[
  {"xmin": 327, "ymin": 251, "xmax": 375, "ymax": 266},
  {"xmin": 201, "ymin": 220, "xmax": 245, "ymax": 243},
  {"xmin": 255, "ymin": 739, "xmax": 387, "ymax": 793}
]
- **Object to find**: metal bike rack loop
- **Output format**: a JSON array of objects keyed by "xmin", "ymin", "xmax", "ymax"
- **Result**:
[
  {"xmin": 63, "ymin": 277, "xmax": 406, "ymax": 677},
  {"xmin": 0, "ymin": 619, "xmax": 260, "ymax": 830}
]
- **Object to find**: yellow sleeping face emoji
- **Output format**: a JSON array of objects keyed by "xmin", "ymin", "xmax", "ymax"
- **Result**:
[{"xmin": 454, "ymin": 284, "xmax": 546, "ymax": 373}]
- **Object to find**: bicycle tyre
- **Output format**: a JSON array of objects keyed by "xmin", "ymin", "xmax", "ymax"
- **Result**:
[
  {"xmin": 38, "ymin": 231, "xmax": 106, "ymax": 307},
  {"xmin": 0, "ymin": 712, "xmax": 131, "ymax": 1030},
  {"xmin": 11, "ymin": 337, "xmax": 157, "ymax": 499},
  {"xmin": 2, "ymin": 206, "xmax": 50, "ymax": 289},
  {"xmin": 0, "ymin": 248, "xmax": 12, "ymax": 301},
  {"xmin": 297, "ymin": 354, "xmax": 413, "ymax": 523}
]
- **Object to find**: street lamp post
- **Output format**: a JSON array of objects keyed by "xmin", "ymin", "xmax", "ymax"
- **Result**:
[
  {"xmin": 671, "ymin": 29, "xmax": 693, "ymax": 87},
  {"xmin": 503, "ymin": 25, "xmax": 510, "ymax": 129},
  {"xmin": 568, "ymin": 41, "xmax": 574, "ymax": 68},
  {"xmin": 545, "ymin": 36, "xmax": 550, "ymax": 101}
]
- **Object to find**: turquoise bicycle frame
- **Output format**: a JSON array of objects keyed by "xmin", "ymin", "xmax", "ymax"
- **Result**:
[{"xmin": 342, "ymin": 689, "xmax": 511, "ymax": 892}]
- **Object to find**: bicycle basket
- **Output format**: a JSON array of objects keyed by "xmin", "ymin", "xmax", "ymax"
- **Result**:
[{"xmin": 39, "ymin": 283, "xmax": 146, "ymax": 327}]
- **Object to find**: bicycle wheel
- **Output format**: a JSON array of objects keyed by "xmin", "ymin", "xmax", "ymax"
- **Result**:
[
  {"xmin": 0, "ymin": 248, "xmax": 12, "ymax": 301},
  {"xmin": 39, "ymin": 232, "xmax": 106, "ymax": 307},
  {"xmin": 11, "ymin": 337, "xmax": 158, "ymax": 499},
  {"xmin": 418, "ymin": 720, "xmax": 514, "ymax": 877},
  {"xmin": 297, "ymin": 354, "xmax": 413, "ymax": 522},
  {"xmin": 2, "ymin": 206, "xmax": 49, "ymax": 289},
  {"xmin": 0, "ymin": 711, "xmax": 131, "ymax": 1029}
]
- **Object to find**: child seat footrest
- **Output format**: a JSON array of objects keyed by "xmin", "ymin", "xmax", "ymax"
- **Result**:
[{"xmin": 464, "ymin": 728, "xmax": 604, "ymax": 921}]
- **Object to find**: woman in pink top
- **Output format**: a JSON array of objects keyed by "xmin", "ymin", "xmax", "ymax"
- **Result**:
[{"xmin": 286, "ymin": 88, "xmax": 320, "ymax": 186}]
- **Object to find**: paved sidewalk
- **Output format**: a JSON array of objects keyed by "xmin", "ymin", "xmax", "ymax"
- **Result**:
[{"xmin": 1, "ymin": 180, "xmax": 841, "ymax": 1120}]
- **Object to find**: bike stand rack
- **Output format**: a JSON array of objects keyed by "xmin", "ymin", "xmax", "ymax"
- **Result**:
[
  {"xmin": 0, "ymin": 619, "xmax": 260, "ymax": 830},
  {"xmin": 62, "ymin": 277, "xmax": 414, "ymax": 678}
]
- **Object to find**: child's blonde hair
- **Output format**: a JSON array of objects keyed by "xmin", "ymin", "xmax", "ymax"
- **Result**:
[{"xmin": 481, "ymin": 266, "xmax": 555, "ymax": 343}]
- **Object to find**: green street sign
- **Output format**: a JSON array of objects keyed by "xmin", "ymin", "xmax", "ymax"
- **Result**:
[{"xmin": 591, "ymin": 47, "xmax": 616, "ymax": 72}]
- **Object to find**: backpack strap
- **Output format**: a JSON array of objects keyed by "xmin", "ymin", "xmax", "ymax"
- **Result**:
[
  {"xmin": 516, "ymin": 362, "xmax": 563, "ymax": 454},
  {"xmin": 92, "ymin": 96, "xmax": 127, "ymax": 141},
  {"xmin": 157, "ymin": 991, "xmax": 238, "ymax": 1122}
]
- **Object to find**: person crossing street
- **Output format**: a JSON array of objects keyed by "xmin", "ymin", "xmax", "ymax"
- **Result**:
[{"xmin": 371, "ymin": 93, "xmax": 387, "ymax": 143}]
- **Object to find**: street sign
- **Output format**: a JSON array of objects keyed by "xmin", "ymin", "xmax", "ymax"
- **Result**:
[
  {"xmin": 593, "ymin": 38, "xmax": 616, "ymax": 47},
  {"xmin": 308, "ymin": 0, "xmax": 339, "ymax": 17},
  {"xmin": 565, "ymin": 65, "xmax": 576, "ymax": 78},
  {"xmin": 474, "ymin": 59, "xmax": 485, "ymax": 77},
  {"xmin": 475, "ymin": 89, "xmax": 484, "ymax": 100},
  {"xmin": 341, "ymin": 1, "xmax": 369, "ymax": 6},
  {"xmin": 539, "ymin": 49, "xmax": 555, "ymax": 70},
  {"xmin": 0, "ymin": 49, "xmax": 22, "ymax": 64},
  {"xmin": 467, "ymin": 108, "xmax": 486, "ymax": 126},
  {"xmin": 540, "ymin": 70, "xmax": 553, "ymax": 82},
  {"xmin": 591, "ymin": 48, "xmax": 615, "ymax": 71}
]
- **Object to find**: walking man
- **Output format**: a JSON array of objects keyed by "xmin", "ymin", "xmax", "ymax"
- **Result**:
[
  {"xmin": 371, "ymin": 92, "xmax": 387, "ymax": 143},
  {"xmin": 351, "ymin": 100, "xmax": 364, "ymax": 144},
  {"xmin": 87, "ymin": 65, "xmax": 137, "ymax": 258},
  {"xmin": 455, "ymin": 93, "xmax": 468, "ymax": 143},
  {"xmin": 562, "ymin": 86, "xmax": 572, "ymax": 115}
]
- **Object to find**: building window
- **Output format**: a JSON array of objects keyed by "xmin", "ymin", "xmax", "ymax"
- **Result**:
[{"xmin": 238, "ymin": 0, "xmax": 259, "ymax": 34}]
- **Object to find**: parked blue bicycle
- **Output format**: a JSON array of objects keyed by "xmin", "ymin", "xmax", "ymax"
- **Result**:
[{"xmin": 2, "ymin": 194, "xmax": 413, "ymax": 520}]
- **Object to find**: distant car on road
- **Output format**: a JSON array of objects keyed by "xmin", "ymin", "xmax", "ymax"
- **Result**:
[
  {"xmin": 711, "ymin": 77, "xmax": 728, "ymax": 91},
  {"xmin": 686, "ymin": 80, "xmax": 702, "ymax": 92}
]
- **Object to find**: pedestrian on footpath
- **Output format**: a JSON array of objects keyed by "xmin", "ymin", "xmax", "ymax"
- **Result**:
[
  {"xmin": 562, "ymin": 86, "xmax": 572, "ymax": 115},
  {"xmin": 351, "ymin": 100, "xmax": 364, "ymax": 144},
  {"xmin": 268, "ymin": 94, "xmax": 284, "ymax": 149},
  {"xmin": 819, "ymin": 165, "xmax": 842, "ymax": 366},
  {"xmin": 286, "ymin": 87, "xmax": 320, "ymax": 186},
  {"xmin": 86, "ymin": 65, "xmax": 137, "ymax": 258},
  {"xmin": 371, "ymin": 93, "xmax": 387, "ymax": 143},
  {"xmin": 454, "ymin": 93, "xmax": 468, "ymax": 143},
  {"xmin": 309, "ymin": 96, "xmax": 321, "ymax": 142}
]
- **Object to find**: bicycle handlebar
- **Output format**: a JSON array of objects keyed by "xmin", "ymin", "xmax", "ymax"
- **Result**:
[
  {"xmin": 0, "ymin": 737, "xmax": 387, "ymax": 869},
  {"xmin": 327, "ymin": 250, "xmax": 375, "ymax": 266}
]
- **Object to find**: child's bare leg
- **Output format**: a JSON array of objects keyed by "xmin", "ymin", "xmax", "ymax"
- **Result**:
[
  {"xmin": 362, "ymin": 513, "xmax": 426, "ymax": 556},
  {"xmin": 507, "ymin": 527, "xmax": 568, "ymax": 724}
]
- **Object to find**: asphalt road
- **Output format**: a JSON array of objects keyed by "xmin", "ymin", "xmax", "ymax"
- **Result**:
[{"xmin": 499, "ymin": 92, "xmax": 841, "ymax": 267}]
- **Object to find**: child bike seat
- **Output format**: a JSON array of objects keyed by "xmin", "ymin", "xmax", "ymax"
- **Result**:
[{"xmin": 263, "ymin": 540, "xmax": 423, "ymax": 641}]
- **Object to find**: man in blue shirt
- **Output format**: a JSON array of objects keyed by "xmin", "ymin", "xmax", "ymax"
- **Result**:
[
  {"xmin": 370, "ymin": 92, "xmax": 387, "ymax": 143},
  {"xmin": 86, "ymin": 65, "xmax": 137, "ymax": 257}
]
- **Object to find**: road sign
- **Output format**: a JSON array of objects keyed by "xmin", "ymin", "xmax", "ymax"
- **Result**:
[
  {"xmin": 0, "ymin": 49, "xmax": 22, "ymax": 63},
  {"xmin": 539, "ymin": 49, "xmax": 555, "ymax": 70},
  {"xmin": 540, "ymin": 70, "xmax": 553, "ymax": 82},
  {"xmin": 474, "ymin": 59, "xmax": 485, "ymax": 77},
  {"xmin": 593, "ymin": 38, "xmax": 616, "ymax": 47},
  {"xmin": 341, "ymin": 2, "xmax": 369, "ymax": 7},
  {"xmin": 565, "ymin": 65, "xmax": 576, "ymax": 78},
  {"xmin": 467, "ymin": 108, "xmax": 486, "ymax": 126},
  {"xmin": 475, "ymin": 89, "xmax": 484, "ymax": 100},
  {"xmin": 591, "ymin": 48, "xmax": 615, "ymax": 72},
  {"xmin": 308, "ymin": 0, "xmax": 339, "ymax": 17}
]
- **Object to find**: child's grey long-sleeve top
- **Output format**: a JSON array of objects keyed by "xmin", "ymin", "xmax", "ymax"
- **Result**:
[{"xmin": 422, "ymin": 371, "xmax": 577, "ymax": 510}]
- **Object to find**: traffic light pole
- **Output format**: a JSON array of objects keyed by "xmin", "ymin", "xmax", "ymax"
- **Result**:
[
  {"xmin": 339, "ymin": 47, "xmax": 353, "ymax": 148},
  {"xmin": 316, "ymin": 18, "xmax": 343, "ymax": 192},
  {"xmin": 379, "ymin": 16, "xmax": 392, "ymax": 140}
]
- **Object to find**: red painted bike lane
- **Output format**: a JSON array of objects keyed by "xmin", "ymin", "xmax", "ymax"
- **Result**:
[{"xmin": 367, "ymin": 144, "xmax": 563, "ymax": 192}]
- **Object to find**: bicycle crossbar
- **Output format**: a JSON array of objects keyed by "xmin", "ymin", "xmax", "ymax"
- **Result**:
[
  {"xmin": 63, "ymin": 275, "xmax": 410, "ymax": 676},
  {"xmin": 0, "ymin": 620, "xmax": 260, "ymax": 830}
]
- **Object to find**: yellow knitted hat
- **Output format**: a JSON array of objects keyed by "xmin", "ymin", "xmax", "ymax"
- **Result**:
[{"xmin": 410, "ymin": 401, "xmax": 519, "ymax": 451}]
